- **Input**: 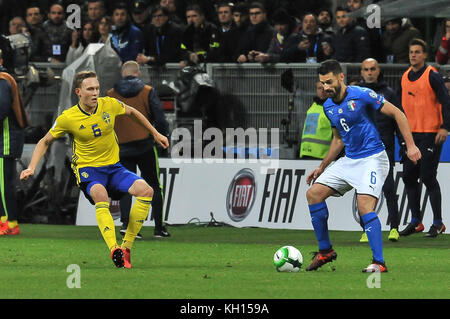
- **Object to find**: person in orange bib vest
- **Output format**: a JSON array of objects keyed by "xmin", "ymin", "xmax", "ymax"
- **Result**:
[
  {"xmin": 398, "ymin": 38, "xmax": 450, "ymax": 238},
  {"xmin": 107, "ymin": 61, "xmax": 171, "ymax": 238}
]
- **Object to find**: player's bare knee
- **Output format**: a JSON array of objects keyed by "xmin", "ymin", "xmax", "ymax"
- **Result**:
[
  {"xmin": 130, "ymin": 179, "xmax": 153, "ymax": 198},
  {"xmin": 90, "ymin": 184, "xmax": 109, "ymax": 203},
  {"xmin": 306, "ymin": 187, "xmax": 322, "ymax": 204},
  {"xmin": 142, "ymin": 185, "xmax": 154, "ymax": 198}
]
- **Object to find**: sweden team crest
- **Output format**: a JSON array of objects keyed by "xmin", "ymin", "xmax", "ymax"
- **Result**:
[{"xmin": 102, "ymin": 112, "xmax": 111, "ymax": 125}]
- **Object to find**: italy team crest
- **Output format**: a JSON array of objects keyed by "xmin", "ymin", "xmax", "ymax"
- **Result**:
[{"xmin": 347, "ymin": 100, "xmax": 356, "ymax": 111}]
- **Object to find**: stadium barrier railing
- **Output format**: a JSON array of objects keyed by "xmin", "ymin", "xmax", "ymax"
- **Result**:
[{"xmin": 28, "ymin": 62, "xmax": 450, "ymax": 158}]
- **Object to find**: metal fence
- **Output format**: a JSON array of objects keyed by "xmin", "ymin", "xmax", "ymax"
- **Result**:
[{"xmin": 28, "ymin": 62, "xmax": 450, "ymax": 156}]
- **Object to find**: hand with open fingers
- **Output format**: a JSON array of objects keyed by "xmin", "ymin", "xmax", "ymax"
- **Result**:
[
  {"xmin": 306, "ymin": 167, "xmax": 323, "ymax": 186},
  {"xmin": 407, "ymin": 145, "xmax": 421, "ymax": 164},
  {"xmin": 20, "ymin": 168, "xmax": 34, "ymax": 181}
]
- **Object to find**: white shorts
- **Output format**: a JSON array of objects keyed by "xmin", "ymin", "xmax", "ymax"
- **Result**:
[{"xmin": 315, "ymin": 150, "xmax": 389, "ymax": 198}]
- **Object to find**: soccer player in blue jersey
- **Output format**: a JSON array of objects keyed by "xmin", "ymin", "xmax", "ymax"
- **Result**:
[
  {"xmin": 20, "ymin": 70, "xmax": 169, "ymax": 269},
  {"xmin": 305, "ymin": 60, "xmax": 421, "ymax": 272}
]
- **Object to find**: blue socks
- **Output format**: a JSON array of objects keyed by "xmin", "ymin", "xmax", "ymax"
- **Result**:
[
  {"xmin": 308, "ymin": 202, "xmax": 331, "ymax": 251},
  {"xmin": 361, "ymin": 212, "xmax": 384, "ymax": 264}
]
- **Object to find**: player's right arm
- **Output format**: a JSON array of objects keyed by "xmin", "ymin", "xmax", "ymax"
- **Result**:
[
  {"xmin": 306, "ymin": 128, "xmax": 344, "ymax": 185},
  {"xmin": 20, "ymin": 131, "xmax": 57, "ymax": 180}
]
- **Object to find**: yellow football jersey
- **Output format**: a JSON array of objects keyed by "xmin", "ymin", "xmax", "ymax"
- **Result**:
[{"xmin": 50, "ymin": 96, "xmax": 126, "ymax": 170}]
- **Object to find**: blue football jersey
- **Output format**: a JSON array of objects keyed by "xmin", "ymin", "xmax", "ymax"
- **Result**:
[{"xmin": 323, "ymin": 85, "xmax": 386, "ymax": 159}]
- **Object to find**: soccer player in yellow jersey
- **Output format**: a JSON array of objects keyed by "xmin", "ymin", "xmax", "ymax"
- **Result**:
[{"xmin": 20, "ymin": 70, "xmax": 169, "ymax": 268}]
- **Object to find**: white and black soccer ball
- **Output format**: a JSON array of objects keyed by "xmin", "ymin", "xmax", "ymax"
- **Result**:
[{"xmin": 273, "ymin": 246, "xmax": 303, "ymax": 272}]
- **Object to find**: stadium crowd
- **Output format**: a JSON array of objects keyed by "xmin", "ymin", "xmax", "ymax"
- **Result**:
[{"xmin": 0, "ymin": 0, "xmax": 449, "ymax": 69}]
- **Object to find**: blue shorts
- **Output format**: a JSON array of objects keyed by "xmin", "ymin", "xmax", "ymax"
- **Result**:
[{"xmin": 78, "ymin": 163, "xmax": 141, "ymax": 205}]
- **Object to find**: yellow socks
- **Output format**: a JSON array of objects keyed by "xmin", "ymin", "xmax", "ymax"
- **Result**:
[
  {"xmin": 8, "ymin": 220, "xmax": 18, "ymax": 228},
  {"xmin": 0, "ymin": 217, "xmax": 17, "ymax": 228},
  {"xmin": 122, "ymin": 197, "xmax": 152, "ymax": 250},
  {"xmin": 95, "ymin": 201, "xmax": 118, "ymax": 251}
]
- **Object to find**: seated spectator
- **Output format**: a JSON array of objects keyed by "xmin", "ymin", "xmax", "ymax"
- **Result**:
[
  {"xmin": 236, "ymin": 2, "xmax": 274, "ymax": 64},
  {"xmin": 332, "ymin": 6, "xmax": 370, "ymax": 62},
  {"xmin": 436, "ymin": 18, "xmax": 450, "ymax": 65},
  {"xmin": 86, "ymin": 0, "xmax": 105, "ymax": 32},
  {"xmin": 232, "ymin": 2, "xmax": 249, "ymax": 29},
  {"xmin": 346, "ymin": 0, "xmax": 363, "ymax": 12},
  {"xmin": 217, "ymin": 2, "xmax": 235, "ymax": 34},
  {"xmin": 98, "ymin": 15, "xmax": 112, "ymax": 45},
  {"xmin": 160, "ymin": 0, "xmax": 185, "ymax": 29},
  {"xmin": 65, "ymin": 22, "xmax": 98, "ymax": 64},
  {"xmin": 131, "ymin": 0, "xmax": 151, "ymax": 32},
  {"xmin": 42, "ymin": 3, "xmax": 73, "ymax": 63},
  {"xmin": 24, "ymin": 6, "xmax": 51, "ymax": 62},
  {"xmin": 137, "ymin": 5, "xmax": 182, "ymax": 66},
  {"xmin": 347, "ymin": 0, "xmax": 383, "ymax": 61},
  {"xmin": 252, "ymin": 8, "xmax": 297, "ymax": 64},
  {"xmin": 381, "ymin": 18, "xmax": 422, "ymax": 63},
  {"xmin": 281, "ymin": 13, "xmax": 333, "ymax": 63},
  {"xmin": 218, "ymin": 2, "xmax": 249, "ymax": 62},
  {"xmin": 9, "ymin": 17, "xmax": 26, "ymax": 35},
  {"xmin": 180, "ymin": 4, "xmax": 221, "ymax": 66},
  {"xmin": 317, "ymin": 7, "xmax": 335, "ymax": 36},
  {"xmin": 111, "ymin": 2, "xmax": 144, "ymax": 63}
]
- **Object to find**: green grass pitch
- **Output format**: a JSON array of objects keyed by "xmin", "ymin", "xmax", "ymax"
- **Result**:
[{"xmin": 0, "ymin": 224, "xmax": 448, "ymax": 299}]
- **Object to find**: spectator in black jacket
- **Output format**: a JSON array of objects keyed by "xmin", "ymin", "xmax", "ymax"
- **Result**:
[
  {"xmin": 236, "ymin": 2, "xmax": 274, "ymax": 64},
  {"xmin": 280, "ymin": 12, "xmax": 333, "ymax": 63},
  {"xmin": 332, "ymin": 6, "xmax": 370, "ymax": 62},
  {"xmin": 42, "ymin": 3, "xmax": 73, "ymax": 63},
  {"xmin": 137, "ymin": 5, "xmax": 182, "ymax": 66},
  {"xmin": 252, "ymin": 8, "xmax": 296, "ymax": 64},
  {"xmin": 358, "ymin": 58, "xmax": 402, "ymax": 242},
  {"xmin": 217, "ymin": 2, "xmax": 249, "ymax": 62},
  {"xmin": 131, "ymin": 0, "xmax": 151, "ymax": 32},
  {"xmin": 216, "ymin": 2, "xmax": 235, "ymax": 34},
  {"xmin": 180, "ymin": 4, "xmax": 221, "ymax": 66},
  {"xmin": 24, "ymin": 6, "xmax": 51, "ymax": 62}
]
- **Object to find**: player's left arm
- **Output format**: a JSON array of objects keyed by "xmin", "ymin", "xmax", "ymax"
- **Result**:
[
  {"xmin": 380, "ymin": 101, "xmax": 421, "ymax": 164},
  {"xmin": 123, "ymin": 104, "xmax": 169, "ymax": 149}
]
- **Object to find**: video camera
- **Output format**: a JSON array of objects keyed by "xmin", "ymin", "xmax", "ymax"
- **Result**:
[{"xmin": 1, "ymin": 33, "xmax": 57, "ymax": 106}]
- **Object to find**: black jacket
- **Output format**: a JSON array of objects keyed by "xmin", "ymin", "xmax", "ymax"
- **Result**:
[
  {"xmin": 281, "ymin": 30, "xmax": 333, "ymax": 63},
  {"xmin": 0, "ymin": 66, "xmax": 24, "ymax": 158},
  {"xmin": 180, "ymin": 21, "xmax": 221, "ymax": 63},
  {"xmin": 359, "ymin": 77, "xmax": 401, "ymax": 156},
  {"xmin": 42, "ymin": 19, "xmax": 72, "ymax": 62},
  {"xmin": 142, "ymin": 21, "xmax": 183, "ymax": 65},
  {"xmin": 236, "ymin": 21, "xmax": 275, "ymax": 57},
  {"xmin": 332, "ymin": 21, "xmax": 371, "ymax": 62},
  {"xmin": 27, "ymin": 24, "xmax": 51, "ymax": 62},
  {"xmin": 218, "ymin": 21, "xmax": 249, "ymax": 62}
]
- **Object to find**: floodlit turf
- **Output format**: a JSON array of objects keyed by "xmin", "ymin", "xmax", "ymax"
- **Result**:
[{"xmin": 0, "ymin": 224, "xmax": 448, "ymax": 299}]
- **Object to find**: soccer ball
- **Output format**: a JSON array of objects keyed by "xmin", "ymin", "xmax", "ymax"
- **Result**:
[{"xmin": 273, "ymin": 246, "xmax": 303, "ymax": 272}]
